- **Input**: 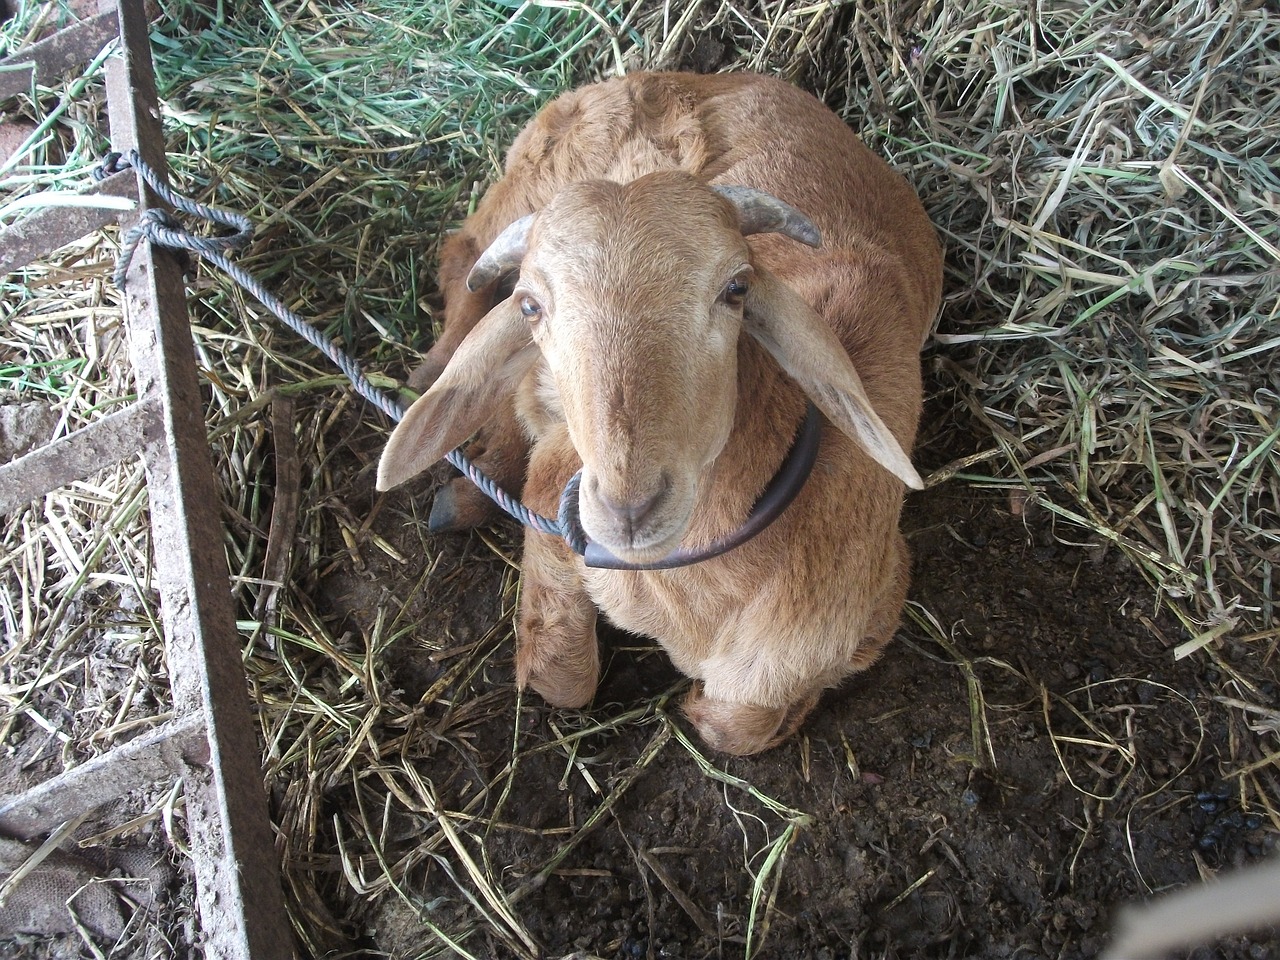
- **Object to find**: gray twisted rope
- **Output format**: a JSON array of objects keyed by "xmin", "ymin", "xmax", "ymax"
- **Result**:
[{"xmin": 102, "ymin": 150, "xmax": 587, "ymax": 552}]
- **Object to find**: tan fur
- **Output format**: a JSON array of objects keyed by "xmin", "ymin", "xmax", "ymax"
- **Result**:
[{"xmin": 379, "ymin": 73, "xmax": 943, "ymax": 755}]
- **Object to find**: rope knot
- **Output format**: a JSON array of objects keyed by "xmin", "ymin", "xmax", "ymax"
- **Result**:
[{"xmin": 92, "ymin": 151, "xmax": 130, "ymax": 181}]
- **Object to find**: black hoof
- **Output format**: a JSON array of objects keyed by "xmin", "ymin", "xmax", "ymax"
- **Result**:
[{"xmin": 428, "ymin": 478, "xmax": 501, "ymax": 533}]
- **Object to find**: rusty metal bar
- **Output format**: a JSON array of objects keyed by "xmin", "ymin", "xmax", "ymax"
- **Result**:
[
  {"xmin": 0, "ymin": 169, "xmax": 137, "ymax": 274},
  {"xmin": 0, "ymin": 10, "xmax": 118, "ymax": 99},
  {"xmin": 0, "ymin": 4, "xmax": 294, "ymax": 957},
  {"xmin": 0, "ymin": 397, "xmax": 158, "ymax": 515},
  {"xmin": 102, "ymin": 1, "xmax": 294, "ymax": 957},
  {"xmin": 0, "ymin": 715, "xmax": 206, "ymax": 842}
]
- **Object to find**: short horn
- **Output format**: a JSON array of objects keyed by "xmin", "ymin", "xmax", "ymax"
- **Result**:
[
  {"xmin": 466, "ymin": 214, "xmax": 535, "ymax": 292},
  {"xmin": 713, "ymin": 186, "xmax": 821, "ymax": 248}
]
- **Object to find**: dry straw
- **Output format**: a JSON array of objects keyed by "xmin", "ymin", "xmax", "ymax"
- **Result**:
[{"xmin": 894, "ymin": 0, "xmax": 1280, "ymax": 659}]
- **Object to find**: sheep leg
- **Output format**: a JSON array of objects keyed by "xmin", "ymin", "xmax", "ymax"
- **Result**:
[
  {"xmin": 683, "ymin": 537, "xmax": 911, "ymax": 756},
  {"xmin": 682, "ymin": 684, "xmax": 828, "ymax": 756},
  {"xmin": 428, "ymin": 423, "xmax": 528, "ymax": 533},
  {"xmin": 516, "ymin": 530, "xmax": 600, "ymax": 707},
  {"xmin": 513, "ymin": 430, "xmax": 599, "ymax": 708},
  {"xmin": 774, "ymin": 687, "xmax": 823, "ymax": 740},
  {"xmin": 681, "ymin": 688, "xmax": 790, "ymax": 756}
]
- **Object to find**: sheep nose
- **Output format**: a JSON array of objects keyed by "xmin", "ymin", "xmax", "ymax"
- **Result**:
[
  {"xmin": 597, "ymin": 487, "xmax": 662, "ymax": 527},
  {"xmin": 590, "ymin": 475, "xmax": 667, "ymax": 531}
]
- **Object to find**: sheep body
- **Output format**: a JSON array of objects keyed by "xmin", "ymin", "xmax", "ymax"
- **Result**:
[{"xmin": 380, "ymin": 72, "xmax": 943, "ymax": 754}]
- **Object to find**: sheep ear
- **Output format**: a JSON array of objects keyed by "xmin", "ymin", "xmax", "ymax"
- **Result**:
[
  {"xmin": 743, "ymin": 269, "xmax": 923, "ymax": 490},
  {"xmin": 376, "ymin": 300, "xmax": 536, "ymax": 491}
]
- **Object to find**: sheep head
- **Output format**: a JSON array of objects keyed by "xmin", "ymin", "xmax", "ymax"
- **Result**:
[{"xmin": 377, "ymin": 171, "xmax": 921, "ymax": 562}]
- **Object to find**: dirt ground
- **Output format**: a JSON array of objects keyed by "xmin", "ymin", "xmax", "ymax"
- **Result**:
[
  {"xmin": 300, "ymin": 386, "xmax": 1279, "ymax": 960},
  {"xmin": 4, "ymin": 373, "xmax": 1275, "ymax": 960}
]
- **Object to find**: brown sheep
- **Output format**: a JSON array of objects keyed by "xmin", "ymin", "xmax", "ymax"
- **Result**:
[{"xmin": 377, "ymin": 72, "xmax": 943, "ymax": 755}]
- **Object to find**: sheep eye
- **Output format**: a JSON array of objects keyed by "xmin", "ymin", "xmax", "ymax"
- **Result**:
[
  {"xmin": 519, "ymin": 296, "xmax": 542, "ymax": 319},
  {"xmin": 722, "ymin": 276, "xmax": 749, "ymax": 307}
]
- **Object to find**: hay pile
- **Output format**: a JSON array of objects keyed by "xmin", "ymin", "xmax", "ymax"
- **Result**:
[
  {"xmin": 2, "ymin": 0, "xmax": 1277, "ymax": 956},
  {"xmin": 890, "ymin": 0, "xmax": 1280, "ymax": 653}
]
